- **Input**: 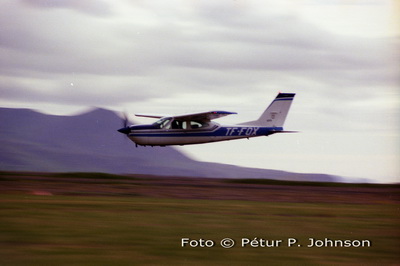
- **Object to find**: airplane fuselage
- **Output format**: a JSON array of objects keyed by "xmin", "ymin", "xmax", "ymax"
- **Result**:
[
  {"xmin": 126, "ymin": 123, "xmax": 283, "ymax": 146},
  {"xmin": 117, "ymin": 93, "xmax": 296, "ymax": 146}
]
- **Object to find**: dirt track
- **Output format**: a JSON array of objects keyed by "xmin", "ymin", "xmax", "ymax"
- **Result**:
[{"xmin": 1, "ymin": 172, "xmax": 399, "ymax": 204}]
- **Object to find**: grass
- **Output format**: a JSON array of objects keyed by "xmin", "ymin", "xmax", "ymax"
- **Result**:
[
  {"xmin": 54, "ymin": 172, "xmax": 136, "ymax": 180},
  {"xmin": 0, "ymin": 194, "xmax": 399, "ymax": 265},
  {"xmin": 0, "ymin": 171, "xmax": 134, "ymax": 180}
]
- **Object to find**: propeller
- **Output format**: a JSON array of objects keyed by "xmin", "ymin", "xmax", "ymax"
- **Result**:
[
  {"xmin": 118, "ymin": 111, "xmax": 131, "ymax": 135},
  {"xmin": 123, "ymin": 111, "xmax": 129, "ymax": 128}
]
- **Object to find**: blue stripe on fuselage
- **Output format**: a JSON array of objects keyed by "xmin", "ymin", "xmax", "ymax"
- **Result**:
[{"xmin": 129, "ymin": 126, "xmax": 283, "ymax": 137}]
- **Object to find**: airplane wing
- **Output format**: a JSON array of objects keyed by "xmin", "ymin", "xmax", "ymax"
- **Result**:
[
  {"xmin": 135, "ymin": 111, "xmax": 237, "ymax": 121},
  {"xmin": 135, "ymin": 114, "xmax": 165, "ymax": 119},
  {"xmin": 173, "ymin": 111, "xmax": 237, "ymax": 121}
]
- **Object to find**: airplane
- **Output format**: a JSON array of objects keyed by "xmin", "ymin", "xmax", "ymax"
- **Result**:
[{"xmin": 118, "ymin": 92, "xmax": 296, "ymax": 147}]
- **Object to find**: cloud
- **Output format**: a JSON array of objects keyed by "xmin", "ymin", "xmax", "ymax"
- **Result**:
[
  {"xmin": 21, "ymin": 0, "xmax": 113, "ymax": 17},
  {"xmin": 0, "ymin": 0, "xmax": 398, "ymax": 123}
]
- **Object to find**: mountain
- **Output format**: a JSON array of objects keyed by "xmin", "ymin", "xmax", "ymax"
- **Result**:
[{"xmin": 0, "ymin": 107, "xmax": 337, "ymax": 182}]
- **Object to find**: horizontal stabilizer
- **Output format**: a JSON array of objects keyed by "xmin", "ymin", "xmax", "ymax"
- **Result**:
[{"xmin": 270, "ymin": 130, "xmax": 299, "ymax": 134}]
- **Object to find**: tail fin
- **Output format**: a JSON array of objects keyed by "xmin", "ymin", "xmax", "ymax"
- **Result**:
[{"xmin": 241, "ymin": 93, "xmax": 295, "ymax": 127}]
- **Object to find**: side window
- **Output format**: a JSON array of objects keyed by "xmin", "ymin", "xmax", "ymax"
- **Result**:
[
  {"xmin": 171, "ymin": 120, "xmax": 188, "ymax": 130},
  {"xmin": 171, "ymin": 120, "xmax": 183, "ymax": 129},
  {"xmin": 190, "ymin": 121, "xmax": 208, "ymax": 129},
  {"xmin": 190, "ymin": 121, "xmax": 201, "ymax": 129}
]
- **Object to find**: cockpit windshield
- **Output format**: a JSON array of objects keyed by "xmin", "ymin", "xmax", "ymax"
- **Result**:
[{"xmin": 153, "ymin": 117, "xmax": 172, "ymax": 129}]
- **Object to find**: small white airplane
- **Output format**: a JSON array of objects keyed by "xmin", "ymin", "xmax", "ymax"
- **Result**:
[{"xmin": 118, "ymin": 93, "xmax": 296, "ymax": 146}]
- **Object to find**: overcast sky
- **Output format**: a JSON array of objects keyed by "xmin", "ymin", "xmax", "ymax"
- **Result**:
[{"xmin": 1, "ymin": 0, "xmax": 399, "ymax": 182}]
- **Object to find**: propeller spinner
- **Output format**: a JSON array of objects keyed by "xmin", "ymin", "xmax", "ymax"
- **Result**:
[{"xmin": 118, "ymin": 112, "xmax": 131, "ymax": 135}]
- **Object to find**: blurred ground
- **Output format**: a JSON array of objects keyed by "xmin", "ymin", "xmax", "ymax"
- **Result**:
[
  {"xmin": 0, "ymin": 172, "xmax": 399, "ymax": 204},
  {"xmin": 0, "ymin": 172, "xmax": 399, "ymax": 265}
]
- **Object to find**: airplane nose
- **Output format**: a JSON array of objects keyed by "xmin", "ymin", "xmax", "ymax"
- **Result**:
[{"xmin": 117, "ymin": 127, "xmax": 130, "ymax": 134}]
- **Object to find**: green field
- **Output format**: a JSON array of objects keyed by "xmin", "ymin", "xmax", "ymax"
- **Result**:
[{"xmin": 1, "ymin": 194, "xmax": 399, "ymax": 265}]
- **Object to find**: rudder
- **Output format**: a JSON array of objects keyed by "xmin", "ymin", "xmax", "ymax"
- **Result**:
[{"xmin": 241, "ymin": 93, "xmax": 295, "ymax": 127}]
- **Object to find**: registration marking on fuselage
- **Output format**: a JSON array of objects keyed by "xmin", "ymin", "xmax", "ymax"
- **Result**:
[{"xmin": 225, "ymin": 127, "xmax": 260, "ymax": 136}]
